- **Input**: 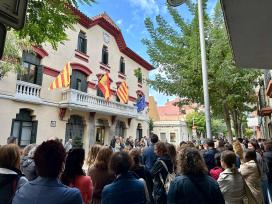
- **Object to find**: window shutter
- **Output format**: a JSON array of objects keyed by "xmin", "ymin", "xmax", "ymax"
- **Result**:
[
  {"xmin": 36, "ymin": 65, "xmax": 43, "ymax": 85},
  {"xmin": 31, "ymin": 121, "xmax": 38, "ymax": 144},
  {"xmin": 84, "ymin": 38, "xmax": 87, "ymax": 54}
]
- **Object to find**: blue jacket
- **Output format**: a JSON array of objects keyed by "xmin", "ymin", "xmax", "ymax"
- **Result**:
[
  {"xmin": 12, "ymin": 177, "xmax": 83, "ymax": 204},
  {"xmin": 102, "ymin": 171, "xmax": 146, "ymax": 204},
  {"xmin": 167, "ymin": 174, "xmax": 224, "ymax": 204},
  {"xmin": 203, "ymin": 148, "xmax": 218, "ymax": 171},
  {"xmin": 143, "ymin": 144, "xmax": 157, "ymax": 171}
]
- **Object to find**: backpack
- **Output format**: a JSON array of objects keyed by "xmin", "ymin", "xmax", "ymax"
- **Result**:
[{"xmin": 158, "ymin": 160, "xmax": 175, "ymax": 193}]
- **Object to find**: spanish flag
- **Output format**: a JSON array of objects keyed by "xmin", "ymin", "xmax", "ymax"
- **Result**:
[
  {"xmin": 49, "ymin": 63, "xmax": 71, "ymax": 90},
  {"xmin": 98, "ymin": 73, "xmax": 111, "ymax": 101},
  {"xmin": 117, "ymin": 81, "xmax": 129, "ymax": 104}
]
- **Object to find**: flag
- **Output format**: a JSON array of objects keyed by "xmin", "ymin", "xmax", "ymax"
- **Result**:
[
  {"xmin": 98, "ymin": 73, "xmax": 111, "ymax": 101},
  {"xmin": 49, "ymin": 63, "xmax": 71, "ymax": 90},
  {"xmin": 117, "ymin": 81, "xmax": 129, "ymax": 104},
  {"xmin": 136, "ymin": 96, "xmax": 146, "ymax": 112}
]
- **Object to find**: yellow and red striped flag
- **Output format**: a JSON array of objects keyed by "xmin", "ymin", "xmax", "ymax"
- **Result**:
[
  {"xmin": 98, "ymin": 73, "xmax": 111, "ymax": 101},
  {"xmin": 117, "ymin": 81, "xmax": 129, "ymax": 104},
  {"xmin": 49, "ymin": 63, "xmax": 71, "ymax": 90}
]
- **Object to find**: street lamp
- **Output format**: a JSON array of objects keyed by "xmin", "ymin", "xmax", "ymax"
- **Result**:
[{"xmin": 167, "ymin": 0, "xmax": 212, "ymax": 139}]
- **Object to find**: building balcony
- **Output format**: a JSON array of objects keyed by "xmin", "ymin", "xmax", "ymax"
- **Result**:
[
  {"xmin": 14, "ymin": 80, "xmax": 42, "ymax": 104},
  {"xmin": 60, "ymin": 89, "xmax": 143, "ymax": 118},
  {"xmin": 258, "ymin": 107, "xmax": 272, "ymax": 117}
]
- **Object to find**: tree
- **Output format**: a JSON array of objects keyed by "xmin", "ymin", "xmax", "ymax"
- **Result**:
[
  {"xmin": 1, "ymin": 0, "xmax": 94, "ymax": 77},
  {"xmin": 143, "ymin": 1, "xmax": 260, "ymax": 142},
  {"xmin": 185, "ymin": 111, "xmax": 206, "ymax": 138}
]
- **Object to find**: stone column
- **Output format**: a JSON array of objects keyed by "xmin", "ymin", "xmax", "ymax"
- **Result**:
[{"xmin": 88, "ymin": 112, "xmax": 96, "ymax": 146}]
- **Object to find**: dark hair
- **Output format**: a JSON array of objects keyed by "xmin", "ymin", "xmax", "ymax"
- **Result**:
[
  {"xmin": 177, "ymin": 147, "xmax": 208, "ymax": 175},
  {"xmin": 244, "ymin": 149, "xmax": 261, "ymax": 176},
  {"xmin": 94, "ymin": 147, "xmax": 113, "ymax": 169},
  {"xmin": 205, "ymin": 139, "xmax": 214, "ymax": 147},
  {"xmin": 180, "ymin": 141, "xmax": 186, "ymax": 147},
  {"xmin": 167, "ymin": 143, "xmax": 177, "ymax": 171},
  {"xmin": 61, "ymin": 148, "xmax": 85, "ymax": 185},
  {"xmin": 214, "ymin": 152, "xmax": 221, "ymax": 167},
  {"xmin": 155, "ymin": 142, "xmax": 168, "ymax": 156},
  {"xmin": 221, "ymin": 150, "xmax": 237, "ymax": 173},
  {"xmin": 237, "ymin": 138, "xmax": 243, "ymax": 143},
  {"xmin": 7, "ymin": 136, "xmax": 17, "ymax": 144},
  {"xmin": 129, "ymin": 148, "xmax": 141, "ymax": 166},
  {"xmin": 224, "ymin": 143, "xmax": 233, "ymax": 151},
  {"xmin": 34, "ymin": 140, "xmax": 66, "ymax": 178},
  {"xmin": 109, "ymin": 152, "xmax": 132, "ymax": 175},
  {"xmin": 264, "ymin": 140, "xmax": 272, "ymax": 151},
  {"xmin": 150, "ymin": 134, "xmax": 158, "ymax": 144}
]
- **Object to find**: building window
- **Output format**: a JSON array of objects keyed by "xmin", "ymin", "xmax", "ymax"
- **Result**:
[
  {"xmin": 17, "ymin": 51, "xmax": 43, "ymax": 85},
  {"xmin": 115, "ymin": 121, "xmax": 126, "ymax": 137},
  {"xmin": 77, "ymin": 31, "xmax": 87, "ymax": 54},
  {"xmin": 119, "ymin": 57, "xmax": 125, "ymax": 74},
  {"xmin": 65, "ymin": 115, "xmax": 84, "ymax": 146},
  {"xmin": 10, "ymin": 109, "xmax": 37, "ymax": 147},
  {"xmin": 135, "ymin": 68, "xmax": 142, "ymax": 83},
  {"xmin": 97, "ymin": 88, "xmax": 104, "ymax": 97},
  {"xmin": 116, "ymin": 95, "xmax": 120, "ymax": 102},
  {"xmin": 160, "ymin": 132, "xmax": 167, "ymax": 142},
  {"xmin": 71, "ymin": 70, "xmax": 87, "ymax": 92},
  {"xmin": 102, "ymin": 45, "xmax": 108, "ymax": 65},
  {"xmin": 170, "ymin": 133, "xmax": 176, "ymax": 143}
]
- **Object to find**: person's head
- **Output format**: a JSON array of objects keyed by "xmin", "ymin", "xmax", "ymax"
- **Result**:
[
  {"xmin": 214, "ymin": 152, "xmax": 222, "ymax": 168},
  {"xmin": 166, "ymin": 143, "xmax": 177, "ymax": 166},
  {"xmin": 233, "ymin": 140, "xmax": 243, "ymax": 159},
  {"xmin": 86, "ymin": 144, "xmax": 102, "ymax": 166},
  {"xmin": 224, "ymin": 143, "xmax": 233, "ymax": 151},
  {"xmin": 248, "ymin": 140, "xmax": 260, "ymax": 151},
  {"xmin": 264, "ymin": 140, "xmax": 272, "ymax": 152},
  {"xmin": 150, "ymin": 134, "xmax": 159, "ymax": 144},
  {"xmin": 243, "ymin": 149, "xmax": 257, "ymax": 163},
  {"xmin": 204, "ymin": 139, "xmax": 214, "ymax": 148},
  {"xmin": 155, "ymin": 142, "xmax": 168, "ymax": 157},
  {"xmin": 220, "ymin": 150, "xmax": 237, "ymax": 173},
  {"xmin": 34, "ymin": 140, "xmax": 66, "ymax": 178},
  {"xmin": 177, "ymin": 147, "xmax": 208, "ymax": 175},
  {"xmin": 28, "ymin": 145, "xmax": 37, "ymax": 158},
  {"xmin": 22, "ymin": 144, "xmax": 35, "ymax": 157},
  {"xmin": 116, "ymin": 137, "xmax": 121, "ymax": 143},
  {"xmin": 7, "ymin": 136, "xmax": 17, "ymax": 144},
  {"xmin": 109, "ymin": 151, "xmax": 132, "ymax": 175},
  {"xmin": 94, "ymin": 147, "xmax": 113, "ymax": 169},
  {"xmin": 61, "ymin": 148, "xmax": 85, "ymax": 185},
  {"xmin": 129, "ymin": 148, "xmax": 141, "ymax": 167},
  {"xmin": 0, "ymin": 144, "xmax": 21, "ymax": 169},
  {"xmin": 179, "ymin": 141, "xmax": 186, "ymax": 147}
]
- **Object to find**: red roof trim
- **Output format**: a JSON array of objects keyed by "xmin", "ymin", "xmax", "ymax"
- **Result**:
[
  {"xmin": 70, "ymin": 6, "xmax": 92, "ymax": 28},
  {"xmin": 33, "ymin": 46, "xmax": 49, "ymax": 59},
  {"xmin": 70, "ymin": 62, "xmax": 92, "ymax": 76},
  {"xmin": 43, "ymin": 66, "xmax": 59, "ymax": 77}
]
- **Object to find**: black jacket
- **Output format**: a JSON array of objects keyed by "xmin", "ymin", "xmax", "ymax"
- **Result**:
[
  {"xmin": 264, "ymin": 150, "xmax": 272, "ymax": 182},
  {"xmin": 151, "ymin": 155, "xmax": 173, "ymax": 204}
]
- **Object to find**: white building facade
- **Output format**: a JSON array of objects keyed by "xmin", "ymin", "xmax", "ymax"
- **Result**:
[{"xmin": 0, "ymin": 9, "xmax": 153, "ymax": 150}]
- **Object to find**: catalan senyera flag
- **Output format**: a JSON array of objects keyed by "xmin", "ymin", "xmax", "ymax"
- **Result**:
[
  {"xmin": 49, "ymin": 63, "xmax": 71, "ymax": 90},
  {"xmin": 117, "ymin": 81, "xmax": 129, "ymax": 104},
  {"xmin": 98, "ymin": 73, "xmax": 111, "ymax": 101}
]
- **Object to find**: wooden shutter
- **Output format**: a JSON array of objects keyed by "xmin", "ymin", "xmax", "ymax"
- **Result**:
[
  {"xmin": 36, "ymin": 65, "xmax": 43, "ymax": 85},
  {"xmin": 31, "ymin": 121, "xmax": 38, "ymax": 144}
]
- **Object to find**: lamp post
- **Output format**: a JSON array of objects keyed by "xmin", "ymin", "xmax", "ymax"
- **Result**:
[{"xmin": 167, "ymin": 0, "xmax": 212, "ymax": 139}]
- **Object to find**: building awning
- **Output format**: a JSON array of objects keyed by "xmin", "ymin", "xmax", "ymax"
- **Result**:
[{"xmin": 221, "ymin": 0, "xmax": 272, "ymax": 69}]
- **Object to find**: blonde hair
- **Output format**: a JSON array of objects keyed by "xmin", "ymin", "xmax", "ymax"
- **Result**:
[
  {"xmin": 233, "ymin": 140, "xmax": 243, "ymax": 162},
  {"xmin": 0, "ymin": 144, "xmax": 21, "ymax": 169},
  {"xmin": 86, "ymin": 144, "xmax": 102, "ymax": 166}
]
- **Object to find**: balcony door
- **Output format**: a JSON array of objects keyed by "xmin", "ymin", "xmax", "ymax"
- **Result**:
[
  {"xmin": 115, "ymin": 120, "xmax": 126, "ymax": 137},
  {"xmin": 136, "ymin": 123, "xmax": 143, "ymax": 141},
  {"xmin": 71, "ymin": 70, "xmax": 87, "ymax": 92},
  {"xmin": 65, "ymin": 115, "xmax": 84, "ymax": 146}
]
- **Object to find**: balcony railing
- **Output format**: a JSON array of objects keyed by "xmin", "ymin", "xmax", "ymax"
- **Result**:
[
  {"xmin": 15, "ymin": 80, "xmax": 42, "ymax": 103},
  {"xmin": 61, "ymin": 89, "xmax": 141, "ymax": 118}
]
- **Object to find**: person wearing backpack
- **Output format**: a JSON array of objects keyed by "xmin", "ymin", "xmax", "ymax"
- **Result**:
[
  {"xmin": 167, "ymin": 147, "xmax": 224, "ymax": 204},
  {"xmin": 151, "ymin": 142, "xmax": 173, "ymax": 204},
  {"xmin": 0, "ymin": 144, "xmax": 28, "ymax": 204}
]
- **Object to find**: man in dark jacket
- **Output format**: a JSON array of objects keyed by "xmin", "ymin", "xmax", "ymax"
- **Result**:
[
  {"xmin": 143, "ymin": 134, "xmax": 158, "ymax": 171},
  {"xmin": 264, "ymin": 140, "xmax": 272, "ymax": 198},
  {"xmin": 203, "ymin": 139, "xmax": 218, "ymax": 171}
]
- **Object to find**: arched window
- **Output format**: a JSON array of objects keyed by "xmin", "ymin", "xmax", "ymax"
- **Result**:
[
  {"xmin": 77, "ymin": 31, "xmax": 87, "ymax": 54},
  {"xmin": 10, "ymin": 109, "xmax": 37, "ymax": 147},
  {"xmin": 119, "ymin": 57, "xmax": 125, "ymax": 74},
  {"xmin": 102, "ymin": 45, "xmax": 109, "ymax": 65},
  {"xmin": 71, "ymin": 70, "xmax": 87, "ymax": 92}
]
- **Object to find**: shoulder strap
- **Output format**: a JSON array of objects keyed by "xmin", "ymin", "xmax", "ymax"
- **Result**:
[
  {"xmin": 159, "ymin": 160, "xmax": 169, "ymax": 174},
  {"xmin": 186, "ymin": 175, "xmax": 212, "ymax": 203}
]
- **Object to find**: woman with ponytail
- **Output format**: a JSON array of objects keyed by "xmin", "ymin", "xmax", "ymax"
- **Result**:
[
  {"xmin": 240, "ymin": 149, "xmax": 264, "ymax": 203},
  {"xmin": 218, "ymin": 150, "xmax": 246, "ymax": 204}
]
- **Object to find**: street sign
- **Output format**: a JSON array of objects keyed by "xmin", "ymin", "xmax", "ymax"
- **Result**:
[
  {"xmin": 0, "ymin": 23, "xmax": 6, "ymax": 59},
  {"xmin": 0, "ymin": 0, "xmax": 28, "ymax": 30}
]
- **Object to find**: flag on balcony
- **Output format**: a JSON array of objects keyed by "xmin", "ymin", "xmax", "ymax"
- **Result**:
[
  {"xmin": 49, "ymin": 62, "xmax": 71, "ymax": 90},
  {"xmin": 117, "ymin": 81, "xmax": 129, "ymax": 104},
  {"xmin": 98, "ymin": 73, "xmax": 111, "ymax": 101},
  {"xmin": 136, "ymin": 95, "xmax": 146, "ymax": 112}
]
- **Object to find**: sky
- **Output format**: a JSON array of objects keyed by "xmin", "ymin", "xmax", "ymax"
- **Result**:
[{"xmin": 79, "ymin": 0, "xmax": 217, "ymax": 106}]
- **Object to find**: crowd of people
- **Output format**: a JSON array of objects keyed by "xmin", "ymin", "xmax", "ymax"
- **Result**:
[{"xmin": 1, "ymin": 134, "xmax": 272, "ymax": 204}]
